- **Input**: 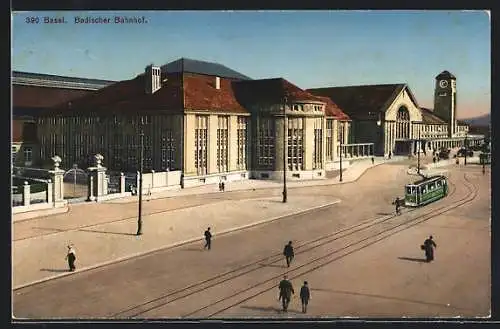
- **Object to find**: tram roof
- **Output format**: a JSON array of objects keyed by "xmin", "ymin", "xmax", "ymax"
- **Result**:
[{"xmin": 407, "ymin": 175, "xmax": 446, "ymax": 186}]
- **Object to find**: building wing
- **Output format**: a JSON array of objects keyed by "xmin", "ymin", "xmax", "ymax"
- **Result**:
[{"xmin": 307, "ymin": 84, "xmax": 406, "ymax": 120}]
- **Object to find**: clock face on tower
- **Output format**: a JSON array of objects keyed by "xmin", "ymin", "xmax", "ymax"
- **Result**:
[{"xmin": 439, "ymin": 80, "xmax": 449, "ymax": 88}]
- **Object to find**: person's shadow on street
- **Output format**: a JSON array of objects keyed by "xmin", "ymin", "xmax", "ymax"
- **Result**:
[
  {"xmin": 398, "ymin": 256, "xmax": 427, "ymax": 263},
  {"xmin": 40, "ymin": 268, "xmax": 69, "ymax": 273}
]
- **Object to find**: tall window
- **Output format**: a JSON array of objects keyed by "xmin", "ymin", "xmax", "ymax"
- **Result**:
[
  {"xmin": 161, "ymin": 130, "xmax": 175, "ymax": 171},
  {"xmin": 396, "ymin": 106, "xmax": 410, "ymax": 139},
  {"xmin": 143, "ymin": 134, "xmax": 153, "ymax": 171},
  {"xmin": 237, "ymin": 117, "xmax": 248, "ymax": 170},
  {"xmin": 313, "ymin": 118, "xmax": 323, "ymax": 169},
  {"xmin": 24, "ymin": 147, "xmax": 33, "ymax": 165},
  {"xmin": 257, "ymin": 117, "xmax": 275, "ymax": 168},
  {"xmin": 126, "ymin": 134, "xmax": 137, "ymax": 172},
  {"xmin": 337, "ymin": 121, "xmax": 345, "ymax": 156},
  {"xmin": 326, "ymin": 120, "xmax": 333, "ymax": 161},
  {"xmin": 287, "ymin": 117, "xmax": 304, "ymax": 171},
  {"xmin": 112, "ymin": 132, "xmax": 123, "ymax": 170},
  {"xmin": 194, "ymin": 115, "xmax": 208, "ymax": 175},
  {"xmin": 217, "ymin": 116, "xmax": 229, "ymax": 172}
]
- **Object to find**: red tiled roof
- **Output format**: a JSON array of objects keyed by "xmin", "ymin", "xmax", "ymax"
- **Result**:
[
  {"xmin": 234, "ymin": 78, "xmax": 324, "ymax": 105},
  {"xmin": 47, "ymin": 72, "xmax": 248, "ymax": 115},
  {"xmin": 13, "ymin": 85, "xmax": 94, "ymax": 109},
  {"xmin": 314, "ymin": 96, "xmax": 350, "ymax": 121},
  {"xmin": 420, "ymin": 107, "xmax": 447, "ymax": 124},
  {"xmin": 183, "ymin": 73, "xmax": 248, "ymax": 113},
  {"xmin": 307, "ymin": 84, "xmax": 406, "ymax": 120}
]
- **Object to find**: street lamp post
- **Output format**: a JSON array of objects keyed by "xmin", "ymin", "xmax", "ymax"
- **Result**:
[
  {"xmin": 464, "ymin": 133, "xmax": 468, "ymax": 166},
  {"xmin": 339, "ymin": 138, "xmax": 343, "ymax": 182},
  {"xmin": 137, "ymin": 117, "xmax": 144, "ymax": 236},
  {"xmin": 282, "ymin": 97, "xmax": 288, "ymax": 203},
  {"xmin": 417, "ymin": 124, "xmax": 421, "ymax": 175}
]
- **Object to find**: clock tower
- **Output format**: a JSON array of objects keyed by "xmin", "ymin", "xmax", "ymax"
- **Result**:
[{"xmin": 433, "ymin": 70, "xmax": 457, "ymax": 137}]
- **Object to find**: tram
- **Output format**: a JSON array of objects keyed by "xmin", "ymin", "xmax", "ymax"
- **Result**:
[
  {"xmin": 404, "ymin": 175, "xmax": 448, "ymax": 207},
  {"xmin": 480, "ymin": 152, "xmax": 491, "ymax": 165}
]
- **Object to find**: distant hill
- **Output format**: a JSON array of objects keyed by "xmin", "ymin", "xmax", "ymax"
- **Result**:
[{"xmin": 461, "ymin": 113, "xmax": 490, "ymax": 127}]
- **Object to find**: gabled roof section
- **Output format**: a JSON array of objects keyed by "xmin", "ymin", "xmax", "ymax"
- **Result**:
[
  {"xmin": 234, "ymin": 78, "xmax": 324, "ymax": 105},
  {"xmin": 307, "ymin": 84, "xmax": 406, "ymax": 119},
  {"xmin": 435, "ymin": 70, "xmax": 456, "ymax": 80},
  {"xmin": 161, "ymin": 58, "xmax": 252, "ymax": 81},
  {"xmin": 183, "ymin": 73, "xmax": 248, "ymax": 113},
  {"xmin": 47, "ymin": 72, "xmax": 184, "ymax": 115},
  {"xmin": 420, "ymin": 107, "xmax": 447, "ymax": 124},
  {"xmin": 45, "ymin": 72, "xmax": 249, "ymax": 115},
  {"xmin": 12, "ymin": 71, "xmax": 115, "ymax": 90},
  {"xmin": 314, "ymin": 96, "xmax": 350, "ymax": 121}
]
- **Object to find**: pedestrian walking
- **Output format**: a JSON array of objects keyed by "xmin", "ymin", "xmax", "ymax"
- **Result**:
[
  {"xmin": 221, "ymin": 181, "xmax": 225, "ymax": 192},
  {"xmin": 394, "ymin": 197, "xmax": 401, "ymax": 215},
  {"xmin": 300, "ymin": 281, "xmax": 311, "ymax": 313},
  {"xmin": 421, "ymin": 235, "xmax": 437, "ymax": 262},
  {"xmin": 482, "ymin": 164, "xmax": 486, "ymax": 175},
  {"xmin": 278, "ymin": 275, "xmax": 295, "ymax": 312},
  {"xmin": 65, "ymin": 244, "xmax": 76, "ymax": 272},
  {"xmin": 388, "ymin": 151, "xmax": 392, "ymax": 159},
  {"xmin": 283, "ymin": 241, "xmax": 295, "ymax": 267},
  {"xmin": 204, "ymin": 227, "xmax": 212, "ymax": 250},
  {"xmin": 371, "ymin": 157, "xmax": 375, "ymax": 165},
  {"xmin": 218, "ymin": 181, "xmax": 222, "ymax": 192}
]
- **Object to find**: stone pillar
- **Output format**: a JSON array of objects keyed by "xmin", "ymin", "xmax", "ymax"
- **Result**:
[
  {"xmin": 87, "ymin": 175, "xmax": 95, "ymax": 201},
  {"xmin": 120, "ymin": 172, "xmax": 125, "ymax": 194},
  {"xmin": 208, "ymin": 114, "xmax": 218, "ymax": 174},
  {"xmin": 274, "ymin": 116, "xmax": 286, "ymax": 172},
  {"xmin": 23, "ymin": 181, "xmax": 30, "ymax": 206},
  {"xmin": 229, "ymin": 115, "xmax": 238, "ymax": 171},
  {"xmin": 303, "ymin": 117, "xmax": 313, "ymax": 170},
  {"xmin": 46, "ymin": 179, "xmax": 53, "ymax": 204},
  {"xmin": 87, "ymin": 154, "xmax": 108, "ymax": 201},
  {"xmin": 183, "ymin": 114, "xmax": 196, "ymax": 175},
  {"xmin": 49, "ymin": 155, "xmax": 65, "ymax": 204},
  {"xmin": 151, "ymin": 170, "xmax": 155, "ymax": 188}
]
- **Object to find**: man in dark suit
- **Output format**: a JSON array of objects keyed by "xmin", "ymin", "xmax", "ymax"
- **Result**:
[
  {"xmin": 300, "ymin": 281, "xmax": 311, "ymax": 313},
  {"xmin": 283, "ymin": 241, "xmax": 295, "ymax": 267},
  {"xmin": 204, "ymin": 227, "xmax": 212, "ymax": 250},
  {"xmin": 278, "ymin": 275, "xmax": 295, "ymax": 312}
]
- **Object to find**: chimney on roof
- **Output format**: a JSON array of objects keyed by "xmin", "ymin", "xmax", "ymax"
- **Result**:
[
  {"xmin": 145, "ymin": 64, "xmax": 161, "ymax": 94},
  {"xmin": 215, "ymin": 76, "xmax": 220, "ymax": 90}
]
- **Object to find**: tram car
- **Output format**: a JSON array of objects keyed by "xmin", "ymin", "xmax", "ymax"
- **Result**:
[
  {"xmin": 480, "ymin": 152, "xmax": 491, "ymax": 165},
  {"xmin": 405, "ymin": 175, "xmax": 448, "ymax": 207}
]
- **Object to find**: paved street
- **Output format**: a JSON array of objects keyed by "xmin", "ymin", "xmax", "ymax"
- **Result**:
[{"xmin": 12, "ymin": 162, "xmax": 490, "ymax": 318}]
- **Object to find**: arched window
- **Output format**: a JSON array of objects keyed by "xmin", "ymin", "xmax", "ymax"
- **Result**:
[{"xmin": 396, "ymin": 106, "xmax": 410, "ymax": 139}]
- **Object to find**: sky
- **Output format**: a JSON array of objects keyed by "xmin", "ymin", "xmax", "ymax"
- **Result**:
[{"xmin": 12, "ymin": 10, "xmax": 490, "ymax": 119}]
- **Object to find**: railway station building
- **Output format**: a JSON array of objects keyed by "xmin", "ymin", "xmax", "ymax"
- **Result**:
[
  {"xmin": 27, "ymin": 58, "xmax": 483, "ymax": 187},
  {"xmin": 307, "ymin": 70, "xmax": 482, "ymax": 157},
  {"xmin": 35, "ymin": 58, "xmax": 356, "ymax": 186}
]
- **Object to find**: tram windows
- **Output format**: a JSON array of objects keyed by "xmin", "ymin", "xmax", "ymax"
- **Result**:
[
  {"xmin": 436, "ymin": 180, "xmax": 441, "ymax": 188},
  {"xmin": 406, "ymin": 186, "xmax": 413, "ymax": 195}
]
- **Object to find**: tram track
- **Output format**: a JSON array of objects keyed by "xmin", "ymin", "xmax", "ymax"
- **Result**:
[
  {"xmin": 110, "ymin": 172, "xmax": 467, "ymax": 318},
  {"xmin": 194, "ymin": 174, "xmax": 478, "ymax": 318}
]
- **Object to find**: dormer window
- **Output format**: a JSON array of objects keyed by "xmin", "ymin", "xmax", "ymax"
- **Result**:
[{"xmin": 145, "ymin": 65, "xmax": 161, "ymax": 94}]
